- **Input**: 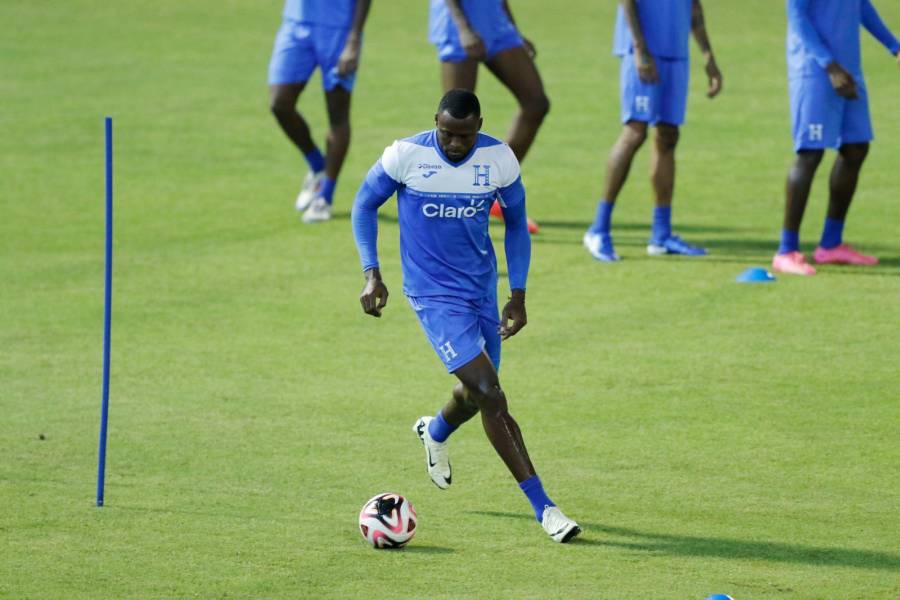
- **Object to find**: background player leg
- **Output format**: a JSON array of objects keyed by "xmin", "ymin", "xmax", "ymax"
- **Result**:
[
  {"xmin": 441, "ymin": 58, "xmax": 479, "ymax": 92},
  {"xmin": 646, "ymin": 123, "xmax": 704, "ymax": 255},
  {"xmin": 269, "ymin": 82, "xmax": 317, "ymax": 155},
  {"xmin": 484, "ymin": 46, "xmax": 550, "ymax": 163},
  {"xmin": 773, "ymin": 149, "xmax": 823, "ymax": 275},
  {"xmin": 584, "ymin": 122, "xmax": 647, "ymax": 262},
  {"xmin": 301, "ymin": 87, "xmax": 351, "ymax": 222},
  {"xmin": 270, "ymin": 82, "xmax": 327, "ymax": 211},
  {"xmin": 815, "ymin": 142, "xmax": 877, "ymax": 265}
]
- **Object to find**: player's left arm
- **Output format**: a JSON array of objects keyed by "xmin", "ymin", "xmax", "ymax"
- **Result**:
[
  {"xmin": 337, "ymin": 0, "xmax": 373, "ymax": 76},
  {"xmin": 501, "ymin": 1, "xmax": 536, "ymax": 59},
  {"xmin": 497, "ymin": 176, "xmax": 530, "ymax": 340},
  {"xmin": 861, "ymin": 0, "xmax": 900, "ymax": 66},
  {"xmin": 691, "ymin": 0, "xmax": 723, "ymax": 98}
]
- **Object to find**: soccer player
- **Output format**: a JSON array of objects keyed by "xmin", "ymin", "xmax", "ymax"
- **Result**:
[
  {"xmin": 429, "ymin": 0, "xmax": 546, "ymax": 234},
  {"xmin": 584, "ymin": 0, "xmax": 723, "ymax": 262},
  {"xmin": 772, "ymin": 0, "xmax": 899, "ymax": 276},
  {"xmin": 351, "ymin": 90, "xmax": 581, "ymax": 543},
  {"xmin": 268, "ymin": 0, "xmax": 372, "ymax": 223}
]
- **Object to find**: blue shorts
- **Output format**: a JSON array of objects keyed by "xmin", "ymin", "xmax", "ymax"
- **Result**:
[
  {"xmin": 620, "ymin": 55, "xmax": 689, "ymax": 126},
  {"xmin": 433, "ymin": 22, "xmax": 523, "ymax": 62},
  {"xmin": 268, "ymin": 20, "xmax": 356, "ymax": 91},
  {"xmin": 407, "ymin": 294, "xmax": 501, "ymax": 373},
  {"xmin": 789, "ymin": 73, "xmax": 872, "ymax": 151}
]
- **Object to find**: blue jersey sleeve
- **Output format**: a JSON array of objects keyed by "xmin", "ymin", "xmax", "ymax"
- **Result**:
[
  {"xmin": 351, "ymin": 160, "xmax": 401, "ymax": 272},
  {"xmin": 862, "ymin": 0, "xmax": 900, "ymax": 56},
  {"xmin": 788, "ymin": 0, "xmax": 834, "ymax": 68},
  {"xmin": 498, "ymin": 177, "xmax": 530, "ymax": 290}
]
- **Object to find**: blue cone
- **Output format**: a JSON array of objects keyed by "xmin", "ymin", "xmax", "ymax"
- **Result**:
[{"xmin": 736, "ymin": 267, "xmax": 776, "ymax": 283}]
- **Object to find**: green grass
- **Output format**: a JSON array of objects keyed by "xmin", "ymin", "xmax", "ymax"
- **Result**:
[{"xmin": 2, "ymin": 1, "xmax": 899, "ymax": 598}]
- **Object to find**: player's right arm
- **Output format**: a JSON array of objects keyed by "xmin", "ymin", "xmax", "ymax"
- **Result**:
[
  {"xmin": 445, "ymin": 0, "xmax": 486, "ymax": 59},
  {"xmin": 352, "ymin": 148, "xmax": 402, "ymax": 318},
  {"xmin": 788, "ymin": 0, "xmax": 857, "ymax": 98},
  {"xmin": 620, "ymin": 0, "xmax": 657, "ymax": 83}
]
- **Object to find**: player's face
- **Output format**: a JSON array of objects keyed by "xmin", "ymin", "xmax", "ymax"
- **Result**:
[{"xmin": 434, "ymin": 111, "xmax": 482, "ymax": 162}]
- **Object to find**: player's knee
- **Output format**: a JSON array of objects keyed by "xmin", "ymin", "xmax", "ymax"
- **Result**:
[
  {"xmin": 795, "ymin": 149, "xmax": 824, "ymax": 171},
  {"xmin": 468, "ymin": 379, "xmax": 504, "ymax": 410},
  {"xmin": 839, "ymin": 143, "xmax": 869, "ymax": 168},
  {"xmin": 655, "ymin": 124, "xmax": 680, "ymax": 151},
  {"xmin": 622, "ymin": 122, "xmax": 648, "ymax": 149},
  {"xmin": 521, "ymin": 93, "xmax": 550, "ymax": 122},
  {"xmin": 269, "ymin": 92, "xmax": 295, "ymax": 118}
]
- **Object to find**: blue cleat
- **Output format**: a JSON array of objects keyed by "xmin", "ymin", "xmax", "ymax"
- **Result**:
[
  {"xmin": 583, "ymin": 232, "xmax": 620, "ymax": 262},
  {"xmin": 647, "ymin": 234, "xmax": 707, "ymax": 256}
]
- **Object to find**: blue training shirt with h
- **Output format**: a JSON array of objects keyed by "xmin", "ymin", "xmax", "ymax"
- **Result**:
[
  {"xmin": 787, "ymin": 0, "xmax": 899, "ymax": 150},
  {"xmin": 351, "ymin": 130, "xmax": 531, "ymax": 372}
]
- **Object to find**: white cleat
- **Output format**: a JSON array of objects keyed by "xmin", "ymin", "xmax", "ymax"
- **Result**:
[
  {"xmin": 295, "ymin": 170, "xmax": 325, "ymax": 212},
  {"xmin": 301, "ymin": 197, "xmax": 332, "ymax": 223},
  {"xmin": 412, "ymin": 416, "xmax": 451, "ymax": 490},
  {"xmin": 541, "ymin": 506, "xmax": 581, "ymax": 543}
]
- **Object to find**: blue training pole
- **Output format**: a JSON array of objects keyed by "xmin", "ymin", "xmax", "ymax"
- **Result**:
[{"xmin": 96, "ymin": 116, "xmax": 113, "ymax": 507}]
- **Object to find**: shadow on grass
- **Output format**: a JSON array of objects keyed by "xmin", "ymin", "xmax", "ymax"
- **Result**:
[
  {"xmin": 470, "ymin": 511, "xmax": 900, "ymax": 571},
  {"xmin": 400, "ymin": 544, "xmax": 455, "ymax": 554}
]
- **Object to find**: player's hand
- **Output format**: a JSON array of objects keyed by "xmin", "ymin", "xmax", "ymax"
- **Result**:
[
  {"xmin": 459, "ymin": 28, "xmax": 486, "ymax": 60},
  {"xmin": 359, "ymin": 268, "xmax": 388, "ymax": 318},
  {"xmin": 523, "ymin": 37, "xmax": 537, "ymax": 60},
  {"xmin": 499, "ymin": 290, "xmax": 526, "ymax": 341},
  {"xmin": 337, "ymin": 36, "xmax": 362, "ymax": 76},
  {"xmin": 705, "ymin": 56, "xmax": 723, "ymax": 98},
  {"xmin": 826, "ymin": 61, "xmax": 858, "ymax": 99},
  {"xmin": 634, "ymin": 48, "xmax": 658, "ymax": 83},
  {"xmin": 895, "ymin": 50, "xmax": 900, "ymax": 67}
]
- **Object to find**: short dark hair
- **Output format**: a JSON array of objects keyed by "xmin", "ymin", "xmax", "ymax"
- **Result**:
[{"xmin": 437, "ymin": 89, "xmax": 481, "ymax": 119}]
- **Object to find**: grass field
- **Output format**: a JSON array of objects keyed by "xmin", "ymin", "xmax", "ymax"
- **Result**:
[{"xmin": 2, "ymin": 1, "xmax": 899, "ymax": 598}]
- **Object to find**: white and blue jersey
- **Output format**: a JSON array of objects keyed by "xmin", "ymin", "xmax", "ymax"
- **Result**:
[
  {"xmin": 269, "ymin": 0, "xmax": 360, "ymax": 89},
  {"xmin": 786, "ymin": 0, "xmax": 898, "ymax": 150},
  {"xmin": 352, "ymin": 130, "xmax": 531, "ymax": 372},
  {"xmin": 429, "ymin": 0, "xmax": 524, "ymax": 62},
  {"xmin": 614, "ymin": 0, "xmax": 692, "ymax": 125}
]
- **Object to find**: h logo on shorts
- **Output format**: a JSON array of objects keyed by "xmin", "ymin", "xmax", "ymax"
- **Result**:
[
  {"xmin": 438, "ymin": 341, "xmax": 458, "ymax": 362},
  {"xmin": 635, "ymin": 95, "xmax": 651, "ymax": 113},
  {"xmin": 808, "ymin": 123, "xmax": 824, "ymax": 141},
  {"xmin": 472, "ymin": 164, "xmax": 491, "ymax": 187}
]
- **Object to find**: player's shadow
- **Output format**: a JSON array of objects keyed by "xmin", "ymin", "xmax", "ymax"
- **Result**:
[{"xmin": 470, "ymin": 511, "xmax": 900, "ymax": 572}]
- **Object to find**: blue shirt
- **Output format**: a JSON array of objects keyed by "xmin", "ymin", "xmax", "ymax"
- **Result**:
[
  {"xmin": 352, "ymin": 131, "xmax": 530, "ymax": 299},
  {"xmin": 613, "ymin": 0, "xmax": 692, "ymax": 59},
  {"xmin": 283, "ymin": 0, "xmax": 356, "ymax": 28},
  {"xmin": 787, "ymin": 0, "xmax": 900, "ymax": 79},
  {"xmin": 429, "ymin": 0, "xmax": 517, "ymax": 45}
]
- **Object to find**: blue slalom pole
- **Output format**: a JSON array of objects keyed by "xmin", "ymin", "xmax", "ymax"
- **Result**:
[{"xmin": 96, "ymin": 116, "xmax": 113, "ymax": 507}]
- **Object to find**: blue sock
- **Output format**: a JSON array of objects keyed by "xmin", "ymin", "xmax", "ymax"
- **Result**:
[
  {"xmin": 819, "ymin": 218, "xmax": 844, "ymax": 249},
  {"xmin": 778, "ymin": 229, "xmax": 800, "ymax": 254},
  {"xmin": 304, "ymin": 148, "xmax": 325, "ymax": 173},
  {"xmin": 519, "ymin": 475, "xmax": 555, "ymax": 522},
  {"xmin": 652, "ymin": 205, "xmax": 672, "ymax": 242},
  {"xmin": 319, "ymin": 177, "xmax": 336, "ymax": 205},
  {"xmin": 589, "ymin": 200, "xmax": 615, "ymax": 235},
  {"xmin": 427, "ymin": 411, "xmax": 457, "ymax": 443}
]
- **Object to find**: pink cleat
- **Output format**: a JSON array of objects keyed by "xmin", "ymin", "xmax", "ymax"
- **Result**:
[
  {"xmin": 772, "ymin": 251, "xmax": 817, "ymax": 276},
  {"xmin": 813, "ymin": 243, "xmax": 878, "ymax": 266}
]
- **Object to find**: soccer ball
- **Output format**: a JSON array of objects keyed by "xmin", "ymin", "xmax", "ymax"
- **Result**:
[{"xmin": 358, "ymin": 492, "xmax": 417, "ymax": 549}]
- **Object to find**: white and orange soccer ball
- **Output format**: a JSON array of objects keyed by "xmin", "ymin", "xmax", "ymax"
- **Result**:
[{"xmin": 358, "ymin": 492, "xmax": 417, "ymax": 549}]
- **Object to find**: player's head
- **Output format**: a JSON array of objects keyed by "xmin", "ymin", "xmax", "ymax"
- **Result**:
[{"xmin": 435, "ymin": 89, "xmax": 483, "ymax": 162}]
